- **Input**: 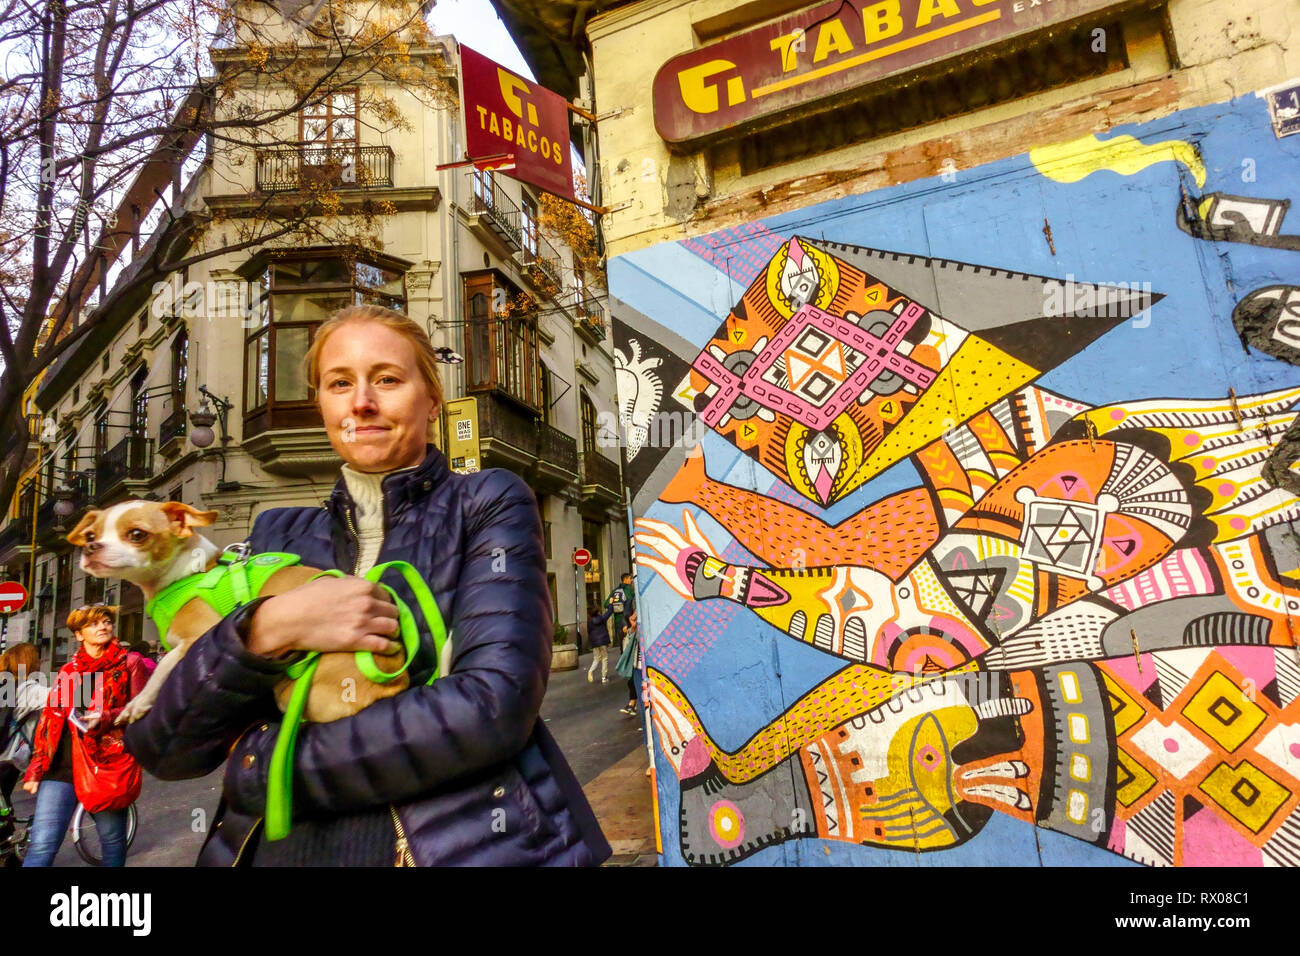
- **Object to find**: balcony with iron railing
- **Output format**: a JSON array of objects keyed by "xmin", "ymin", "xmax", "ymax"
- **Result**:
[
  {"xmin": 520, "ymin": 231, "xmax": 565, "ymax": 296},
  {"xmin": 96, "ymin": 435, "xmax": 154, "ymax": 501},
  {"xmin": 581, "ymin": 448, "xmax": 622, "ymax": 508},
  {"xmin": 467, "ymin": 178, "xmax": 524, "ymax": 252},
  {"xmin": 159, "ymin": 406, "xmax": 187, "ymax": 447},
  {"xmin": 256, "ymin": 144, "xmax": 395, "ymax": 194},
  {"xmin": 574, "ymin": 292, "xmax": 607, "ymax": 342},
  {"xmin": 472, "ymin": 393, "xmax": 580, "ymax": 493},
  {"xmin": 0, "ymin": 493, "xmax": 35, "ymax": 558},
  {"xmin": 34, "ymin": 475, "xmax": 92, "ymax": 544}
]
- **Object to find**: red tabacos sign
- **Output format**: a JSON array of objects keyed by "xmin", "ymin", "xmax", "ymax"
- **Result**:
[
  {"xmin": 653, "ymin": 0, "xmax": 1127, "ymax": 145},
  {"xmin": 461, "ymin": 44, "xmax": 575, "ymax": 201}
]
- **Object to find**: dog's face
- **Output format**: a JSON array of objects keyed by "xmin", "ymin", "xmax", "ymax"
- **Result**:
[{"xmin": 67, "ymin": 501, "xmax": 218, "ymax": 582}]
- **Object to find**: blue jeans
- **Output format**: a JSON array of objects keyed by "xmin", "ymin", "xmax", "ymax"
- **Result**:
[{"xmin": 22, "ymin": 779, "xmax": 128, "ymax": 867}]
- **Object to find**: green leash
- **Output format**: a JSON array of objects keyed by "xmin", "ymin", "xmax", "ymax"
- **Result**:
[{"xmin": 264, "ymin": 560, "xmax": 449, "ymax": 842}]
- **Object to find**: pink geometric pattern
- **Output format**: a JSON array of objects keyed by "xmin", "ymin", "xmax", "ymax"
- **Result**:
[{"xmin": 695, "ymin": 303, "xmax": 934, "ymax": 432}]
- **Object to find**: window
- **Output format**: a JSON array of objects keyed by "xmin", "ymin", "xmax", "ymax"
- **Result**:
[
  {"xmin": 101, "ymin": 352, "xmax": 109, "ymax": 373},
  {"xmin": 522, "ymin": 194, "xmax": 538, "ymax": 257},
  {"xmin": 130, "ymin": 366, "xmax": 147, "ymax": 436},
  {"xmin": 301, "ymin": 90, "xmax": 358, "ymax": 152},
  {"xmin": 573, "ymin": 257, "xmax": 587, "ymax": 304},
  {"xmin": 242, "ymin": 254, "xmax": 406, "ymax": 437},
  {"xmin": 462, "ymin": 271, "xmax": 540, "ymax": 410},
  {"xmin": 472, "ymin": 169, "xmax": 496, "ymax": 211},
  {"xmin": 538, "ymin": 363, "xmax": 552, "ymax": 424},
  {"xmin": 171, "ymin": 330, "xmax": 188, "ymax": 397},
  {"xmin": 581, "ymin": 390, "xmax": 599, "ymax": 456},
  {"xmin": 93, "ymin": 404, "xmax": 108, "ymax": 460},
  {"xmin": 72, "ymin": 385, "xmax": 78, "ymax": 405},
  {"xmin": 138, "ymin": 308, "xmax": 148, "ymax": 333}
]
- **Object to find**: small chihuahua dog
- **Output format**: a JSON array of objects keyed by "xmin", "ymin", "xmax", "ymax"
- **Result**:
[{"xmin": 67, "ymin": 500, "xmax": 407, "ymax": 725}]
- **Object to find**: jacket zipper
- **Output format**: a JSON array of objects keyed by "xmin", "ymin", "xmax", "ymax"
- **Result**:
[
  {"xmin": 390, "ymin": 805, "xmax": 415, "ymax": 866},
  {"xmin": 343, "ymin": 503, "xmax": 362, "ymax": 575},
  {"xmin": 349, "ymin": 488, "xmax": 411, "ymax": 866},
  {"xmin": 231, "ymin": 817, "xmax": 263, "ymax": 867}
]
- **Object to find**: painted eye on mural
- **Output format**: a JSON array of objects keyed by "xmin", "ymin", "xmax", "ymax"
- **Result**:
[{"xmin": 802, "ymin": 429, "xmax": 843, "ymax": 503}]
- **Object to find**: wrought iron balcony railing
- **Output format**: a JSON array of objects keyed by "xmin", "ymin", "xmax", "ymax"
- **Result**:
[
  {"xmin": 575, "ymin": 293, "xmax": 606, "ymax": 339},
  {"xmin": 256, "ymin": 145, "xmax": 395, "ymax": 193},
  {"xmin": 468, "ymin": 182, "xmax": 524, "ymax": 251},
  {"xmin": 520, "ymin": 229, "xmax": 566, "ymax": 294},
  {"xmin": 96, "ymin": 435, "xmax": 154, "ymax": 498},
  {"xmin": 582, "ymin": 450, "xmax": 621, "ymax": 496},
  {"xmin": 539, "ymin": 421, "xmax": 579, "ymax": 476},
  {"xmin": 159, "ymin": 406, "xmax": 187, "ymax": 446}
]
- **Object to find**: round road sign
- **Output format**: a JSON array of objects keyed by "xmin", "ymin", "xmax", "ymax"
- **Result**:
[
  {"xmin": 0, "ymin": 581, "xmax": 28, "ymax": 614},
  {"xmin": 573, "ymin": 548, "xmax": 592, "ymax": 567}
]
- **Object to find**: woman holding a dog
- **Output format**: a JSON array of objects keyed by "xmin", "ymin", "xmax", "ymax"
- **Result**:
[{"xmin": 126, "ymin": 304, "xmax": 609, "ymax": 866}]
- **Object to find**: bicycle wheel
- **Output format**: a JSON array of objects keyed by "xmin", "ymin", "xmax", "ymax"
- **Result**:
[{"xmin": 71, "ymin": 803, "xmax": 138, "ymax": 866}]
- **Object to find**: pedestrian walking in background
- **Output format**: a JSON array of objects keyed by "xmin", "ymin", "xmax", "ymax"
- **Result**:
[
  {"xmin": 616, "ymin": 610, "xmax": 643, "ymax": 717},
  {"xmin": 22, "ymin": 606, "xmax": 150, "ymax": 867},
  {"xmin": 605, "ymin": 572, "xmax": 635, "ymax": 649},
  {"xmin": 586, "ymin": 604, "xmax": 614, "ymax": 684},
  {"xmin": 0, "ymin": 643, "xmax": 45, "ymax": 825}
]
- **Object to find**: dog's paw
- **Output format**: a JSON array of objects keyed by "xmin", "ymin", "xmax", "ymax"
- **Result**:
[{"xmin": 116, "ymin": 699, "xmax": 152, "ymax": 725}]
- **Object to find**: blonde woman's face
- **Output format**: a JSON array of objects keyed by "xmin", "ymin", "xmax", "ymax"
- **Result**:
[{"xmin": 316, "ymin": 321, "xmax": 440, "ymax": 473}]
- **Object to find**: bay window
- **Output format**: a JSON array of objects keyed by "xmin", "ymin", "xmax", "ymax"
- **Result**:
[
  {"xmin": 463, "ymin": 271, "xmax": 540, "ymax": 411},
  {"xmin": 243, "ymin": 252, "xmax": 407, "ymax": 437}
]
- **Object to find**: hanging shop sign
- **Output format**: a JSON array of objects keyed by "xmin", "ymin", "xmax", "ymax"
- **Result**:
[
  {"xmin": 653, "ymin": 0, "xmax": 1130, "ymax": 145},
  {"xmin": 460, "ymin": 44, "xmax": 576, "ymax": 200}
]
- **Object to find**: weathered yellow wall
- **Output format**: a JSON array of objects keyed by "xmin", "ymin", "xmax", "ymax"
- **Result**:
[{"xmin": 589, "ymin": 0, "xmax": 1300, "ymax": 257}]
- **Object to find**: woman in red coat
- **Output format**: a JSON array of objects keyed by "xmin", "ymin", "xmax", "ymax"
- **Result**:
[{"xmin": 22, "ymin": 605, "xmax": 151, "ymax": 866}]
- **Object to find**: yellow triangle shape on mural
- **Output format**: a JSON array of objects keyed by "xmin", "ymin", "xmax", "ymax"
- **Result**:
[{"xmin": 852, "ymin": 336, "xmax": 1042, "ymax": 489}]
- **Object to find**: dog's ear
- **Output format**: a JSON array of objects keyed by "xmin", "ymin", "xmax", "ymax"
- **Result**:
[
  {"xmin": 66, "ymin": 510, "xmax": 101, "ymax": 547},
  {"xmin": 160, "ymin": 502, "xmax": 220, "ymax": 538}
]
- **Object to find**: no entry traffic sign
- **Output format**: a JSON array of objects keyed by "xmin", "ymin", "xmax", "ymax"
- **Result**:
[
  {"xmin": 0, "ymin": 581, "xmax": 28, "ymax": 613},
  {"xmin": 572, "ymin": 548, "xmax": 592, "ymax": 567}
]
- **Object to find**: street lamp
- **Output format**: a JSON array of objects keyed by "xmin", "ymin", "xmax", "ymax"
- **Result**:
[
  {"xmin": 433, "ymin": 346, "xmax": 464, "ymax": 365},
  {"xmin": 52, "ymin": 483, "xmax": 76, "ymax": 518},
  {"xmin": 188, "ymin": 385, "xmax": 239, "ymax": 491}
]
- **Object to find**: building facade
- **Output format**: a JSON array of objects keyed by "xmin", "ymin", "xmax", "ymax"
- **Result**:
[
  {"xmin": 496, "ymin": 0, "xmax": 1300, "ymax": 865},
  {"xmin": 0, "ymin": 22, "xmax": 629, "ymax": 666}
]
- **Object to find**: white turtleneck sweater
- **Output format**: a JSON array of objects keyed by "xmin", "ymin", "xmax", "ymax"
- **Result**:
[{"xmin": 340, "ymin": 463, "xmax": 396, "ymax": 574}]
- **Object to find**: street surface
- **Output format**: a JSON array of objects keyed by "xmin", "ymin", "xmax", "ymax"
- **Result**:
[{"xmin": 11, "ymin": 650, "xmax": 645, "ymax": 866}]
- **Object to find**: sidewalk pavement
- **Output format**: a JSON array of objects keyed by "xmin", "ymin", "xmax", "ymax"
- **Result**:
[
  {"xmin": 540, "ymin": 651, "xmax": 658, "ymax": 866},
  {"xmin": 587, "ymin": 746, "xmax": 658, "ymax": 866}
]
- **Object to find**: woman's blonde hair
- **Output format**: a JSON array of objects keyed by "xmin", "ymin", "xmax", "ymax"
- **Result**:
[
  {"xmin": 67, "ymin": 604, "xmax": 117, "ymax": 633},
  {"xmin": 0, "ymin": 641, "xmax": 40, "ymax": 678},
  {"xmin": 303, "ymin": 305, "xmax": 445, "ymax": 418}
]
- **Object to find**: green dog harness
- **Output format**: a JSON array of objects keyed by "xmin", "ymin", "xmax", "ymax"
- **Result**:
[
  {"xmin": 145, "ymin": 550, "xmax": 303, "ymax": 651},
  {"xmin": 143, "ymin": 545, "xmax": 448, "ymax": 843}
]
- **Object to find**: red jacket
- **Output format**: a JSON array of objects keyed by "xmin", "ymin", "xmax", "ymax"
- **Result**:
[{"xmin": 25, "ymin": 643, "xmax": 151, "ymax": 784}]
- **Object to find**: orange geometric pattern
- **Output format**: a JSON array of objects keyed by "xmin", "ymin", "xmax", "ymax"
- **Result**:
[{"xmin": 1099, "ymin": 650, "xmax": 1300, "ymax": 864}]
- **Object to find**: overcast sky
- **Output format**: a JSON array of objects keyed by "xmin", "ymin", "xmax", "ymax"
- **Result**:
[{"xmin": 428, "ymin": 0, "xmax": 534, "ymax": 79}]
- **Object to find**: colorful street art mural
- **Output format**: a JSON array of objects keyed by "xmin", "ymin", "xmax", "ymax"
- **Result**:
[{"xmin": 609, "ymin": 94, "xmax": 1300, "ymax": 866}]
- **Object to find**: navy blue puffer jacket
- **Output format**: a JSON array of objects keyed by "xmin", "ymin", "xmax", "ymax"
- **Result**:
[{"xmin": 124, "ymin": 446, "xmax": 610, "ymax": 866}]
